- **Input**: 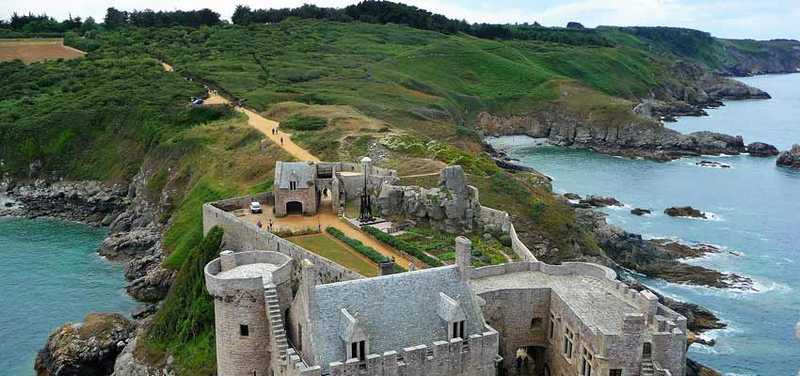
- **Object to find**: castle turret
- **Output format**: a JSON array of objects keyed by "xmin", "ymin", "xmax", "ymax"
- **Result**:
[{"xmin": 205, "ymin": 250, "xmax": 292, "ymax": 376}]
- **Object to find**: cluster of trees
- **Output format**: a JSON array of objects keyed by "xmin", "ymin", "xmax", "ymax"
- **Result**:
[
  {"xmin": 231, "ymin": 1, "xmax": 610, "ymax": 46},
  {"xmin": 0, "ymin": 12, "xmax": 98, "ymax": 34},
  {"xmin": 104, "ymin": 7, "xmax": 222, "ymax": 29}
]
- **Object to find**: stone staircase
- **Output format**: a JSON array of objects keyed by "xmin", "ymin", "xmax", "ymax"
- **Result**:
[
  {"xmin": 640, "ymin": 358, "xmax": 655, "ymax": 376},
  {"xmin": 264, "ymin": 283, "xmax": 290, "ymax": 361}
]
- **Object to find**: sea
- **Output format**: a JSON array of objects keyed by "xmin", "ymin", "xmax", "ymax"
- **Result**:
[
  {"xmin": 487, "ymin": 74, "xmax": 800, "ymax": 376},
  {"xmin": 0, "ymin": 217, "xmax": 136, "ymax": 376}
]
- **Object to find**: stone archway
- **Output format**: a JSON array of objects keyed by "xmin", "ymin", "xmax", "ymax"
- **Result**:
[{"xmin": 286, "ymin": 201, "xmax": 303, "ymax": 215}]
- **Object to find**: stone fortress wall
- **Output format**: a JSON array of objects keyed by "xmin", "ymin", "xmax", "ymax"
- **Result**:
[
  {"xmin": 471, "ymin": 261, "xmax": 687, "ymax": 376},
  {"xmin": 203, "ymin": 162, "xmax": 687, "ymax": 376},
  {"xmin": 203, "ymin": 199, "xmax": 363, "ymax": 285}
]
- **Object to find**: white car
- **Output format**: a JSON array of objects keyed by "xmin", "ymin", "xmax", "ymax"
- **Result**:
[{"xmin": 249, "ymin": 201, "xmax": 262, "ymax": 214}]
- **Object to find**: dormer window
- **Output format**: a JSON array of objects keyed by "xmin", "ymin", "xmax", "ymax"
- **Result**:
[
  {"xmin": 350, "ymin": 340, "xmax": 366, "ymax": 361},
  {"xmin": 289, "ymin": 180, "xmax": 298, "ymax": 190},
  {"xmin": 451, "ymin": 320, "xmax": 465, "ymax": 339}
]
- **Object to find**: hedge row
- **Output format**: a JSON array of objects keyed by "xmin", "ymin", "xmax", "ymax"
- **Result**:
[
  {"xmin": 363, "ymin": 226, "xmax": 443, "ymax": 267},
  {"xmin": 326, "ymin": 227, "xmax": 387, "ymax": 264}
]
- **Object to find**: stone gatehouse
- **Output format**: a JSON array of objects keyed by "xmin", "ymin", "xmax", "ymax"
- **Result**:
[{"xmin": 272, "ymin": 161, "xmax": 397, "ymax": 217}]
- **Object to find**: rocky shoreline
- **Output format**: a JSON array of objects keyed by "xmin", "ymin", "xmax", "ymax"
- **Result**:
[{"xmin": 2, "ymin": 173, "xmax": 177, "ymax": 376}]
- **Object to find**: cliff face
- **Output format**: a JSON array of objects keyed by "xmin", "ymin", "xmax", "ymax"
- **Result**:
[
  {"xmin": 477, "ymin": 109, "xmax": 746, "ymax": 160},
  {"xmin": 721, "ymin": 39, "xmax": 800, "ymax": 76}
]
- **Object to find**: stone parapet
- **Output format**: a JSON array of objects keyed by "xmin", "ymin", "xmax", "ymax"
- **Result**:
[{"xmin": 327, "ymin": 329, "xmax": 499, "ymax": 376}]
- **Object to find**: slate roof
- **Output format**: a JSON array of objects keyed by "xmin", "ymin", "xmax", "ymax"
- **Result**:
[
  {"xmin": 308, "ymin": 265, "xmax": 485, "ymax": 370},
  {"xmin": 276, "ymin": 161, "xmax": 315, "ymax": 189}
]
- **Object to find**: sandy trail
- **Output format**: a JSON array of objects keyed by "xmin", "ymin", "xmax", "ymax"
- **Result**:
[{"xmin": 205, "ymin": 93, "xmax": 318, "ymax": 161}]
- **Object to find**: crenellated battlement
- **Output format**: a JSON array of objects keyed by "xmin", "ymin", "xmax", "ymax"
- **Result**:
[{"xmin": 325, "ymin": 330, "xmax": 499, "ymax": 376}]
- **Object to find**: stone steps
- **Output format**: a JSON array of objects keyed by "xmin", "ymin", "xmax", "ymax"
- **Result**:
[{"xmin": 263, "ymin": 284, "xmax": 291, "ymax": 363}]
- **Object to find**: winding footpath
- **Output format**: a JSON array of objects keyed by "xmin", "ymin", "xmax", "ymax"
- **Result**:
[{"xmin": 160, "ymin": 61, "xmax": 318, "ymax": 161}]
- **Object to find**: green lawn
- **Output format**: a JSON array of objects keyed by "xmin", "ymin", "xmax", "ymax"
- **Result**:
[{"xmin": 288, "ymin": 234, "xmax": 378, "ymax": 276}]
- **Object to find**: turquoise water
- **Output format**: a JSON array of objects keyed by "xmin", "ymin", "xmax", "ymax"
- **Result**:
[
  {"xmin": 488, "ymin": 74, "xmax": 800, "ymax": 375},
  {"xmin": 0, "ymin": 217, "xmax": 136, "ymax": 376}
]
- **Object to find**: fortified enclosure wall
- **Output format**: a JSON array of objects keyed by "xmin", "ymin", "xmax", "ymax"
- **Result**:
[{"xmin": 203, "ymin": 199, "xmax": 362, "ymax": 286}]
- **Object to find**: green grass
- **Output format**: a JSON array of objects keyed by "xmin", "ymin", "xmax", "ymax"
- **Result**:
[
  {"xmin": 363, "ymin": 225, "xmax": 442, "ymax": 267},
  {"xmin": 145, "ymin": 226, "xmax": 223, "ymax": 375},
  {"xmin": 282, "ymin": 115, "xmax": 327, "ymax": 130},
  {"xmin": 290, "ymin": 233, "xmax": 378, "ymax": 277},
  {"xmin": 397, "ymin": 225, "xmax": 514, "ymax": 267}
]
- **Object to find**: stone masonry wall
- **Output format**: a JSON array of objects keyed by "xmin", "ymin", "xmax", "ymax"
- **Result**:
[
  {"xmin": 326, "ymin": 330, "xmax": 499, "ymax": 376},
  {"xmin": 203, "ymin": 201, "xmax": 362, "ymax": 286}
]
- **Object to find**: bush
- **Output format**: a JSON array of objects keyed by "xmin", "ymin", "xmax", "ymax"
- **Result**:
[
  {"xmin": 326, "ymin": 227, "xmax": 387, "ymax": 264},
  {"xmin": 282, "ymin": 115, "xmax": 327, "ymax": 131},
  {"xmin": 363, "ymin": 226, "xmax": 443, "ymax": 267}
]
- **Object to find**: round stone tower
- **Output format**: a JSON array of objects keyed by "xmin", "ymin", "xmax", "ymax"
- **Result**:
[{"xmin": 204, "ymin": 250, "xmax": 292, "ymax": 376}]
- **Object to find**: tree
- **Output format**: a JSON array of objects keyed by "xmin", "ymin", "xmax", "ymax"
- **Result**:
[{"xmin": 104, "ymin": 7, "xmax": 128, "ymax": 29}]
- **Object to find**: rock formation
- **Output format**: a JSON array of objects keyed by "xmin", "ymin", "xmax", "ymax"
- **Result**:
[
  {"xmin": 378, "ymin": 166, "xmax": 481, "ymax": 233},
  {"xmin": 35, "ymin": 313, "xmax": 135, "ymax": 376},
  {"xmin": 776, "ymin": 144, "xmax": 800, "ymax": 169},
  {"xmin": 746, "ymin": 142, "xmax": 779, "ymax": 157},
  {"xmin": 630, "ymin": 208, "xmax": 651, "ymax": 216},
  {"xmin": 579, "ymin": 195, "xmax": 622, "ymax": 207},
  {"xmin": 665, "ymin": 206, "xmax": 707, "ymax": 219}
]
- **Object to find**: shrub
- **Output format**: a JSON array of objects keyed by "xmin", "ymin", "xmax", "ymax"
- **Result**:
[
  {"xmin": 326, "ymin": 227, "xmax": 387, "ymax": 264},
  {"xmin": 363, "ymin": 226, "xmax": 443, "ymax": 267},
  {"xmin": 282, "ymin": 115, "xmax": 327, "ymax": 131}
]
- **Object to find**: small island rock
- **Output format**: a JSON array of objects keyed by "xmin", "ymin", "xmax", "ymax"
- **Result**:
[
  {"xmin": 631, "ymin": 208, "xmax": 652, "ymax": 216},
  {"xmin": 579, "ymin": 195, "xmax": 622, "ymax": 207},
  {"xmin": 746, "ymin": 142, "xmax": 779, "ymax": 157},
  {"xmin": 665, "ymin": 206, "xmax": 707, "ymax": 219},
  {"xmin": 776, "ymin": 144, "xmax": 800, "ymax": 169}
]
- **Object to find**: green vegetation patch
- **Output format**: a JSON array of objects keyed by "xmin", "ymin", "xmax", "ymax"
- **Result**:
[
  {"xmin": 282, "ymin": 115, "xmax": 328, "ymax": 131},
  {"xmin": 292, "ymin": 232, "xmax": 378, "ymax": 277},
  {"xmin": 363, "ymin": 225, "xmax": 442, "ymax": 267},
  {"xmin": 144, "ymin": 226, "xmax": 223, "ymax": 375},
  {"xmin": 397, "ymin": 225, "xmax": 515, "ymax": 267}
]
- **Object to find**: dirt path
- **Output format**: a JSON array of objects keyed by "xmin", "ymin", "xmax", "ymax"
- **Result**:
[{"xmin": 206, "ymin": 93, "xmax": 319, "ymax": 161}]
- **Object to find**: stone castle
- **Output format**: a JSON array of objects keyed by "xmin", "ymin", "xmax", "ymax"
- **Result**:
[{"xmin": 202, "ymin": 161, "xmax": 687, "ymax": 376}]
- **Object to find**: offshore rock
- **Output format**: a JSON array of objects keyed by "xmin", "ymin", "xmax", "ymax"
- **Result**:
[
  {"xmin": 776, "ymin": 144, "xmax": 800, "ymax": 169},
  {"xmin": 579, "ymin": 195, "xmax": 622, "ymax": 207},
  {"xmin": 665, "ymin": 206, "xmax": 707, "ymax": 219},
  {"xmin": 35, "ymin": 313, "xmax": 135, "ymax": 376},
  {"xmin": 746, "ymin": 142, "xmax": 779, "ymax": 157},
  {"xmin": 630, "ymin": 208, "xmax": 651, "ymax": 216}
]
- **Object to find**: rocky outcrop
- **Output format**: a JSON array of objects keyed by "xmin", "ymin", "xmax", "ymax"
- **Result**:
[
  {"xmin": 665, "ymin": 206, "xmax": 707, "ymax": 219},
  {"xmin": 720, "ymin": 39, "xmax": 800, "ymax": 77},
  {"xmin": 696, "ymin": 160, "xmax": 730, "ymax": 168},
  {"xmin": 0, "ymin": 180, "xmax": 127, "ymax": 225},
  {"xmin": 378, "ymin": 166, "xmax": 481, "ymax": 233},
  {"xmin": 649, "ymin": 239, "xmax": 728, "ymax": 259},
  {"xmin": 630, "ymin": 208, "xmax": 651, "ymax": 216},
  {"xmin": 746, "ymin": 142, "xmax": 779, "ymax": 157},
  {"xmin": 111, "ymin": 337, "xmax": 173, "ymax": 376},
  {"xmin": 686, "ymin": 358, "xmax": 722, "ymax": 376},
  {"xmin": 776, "ymin": 144, "xmax": 800, "ymax": 169},
  {"xmin": 625, "ymin": 279, "xmax": 725, "ymax": 334},
  {"xmin": 100, "ymin": 229, "xmax": 160, "ymax": 260},
  {"xmin": 576, "ymin": 209, "xmax": 752, "ymax": 290},
  {"xmin": 477, "ymin": 111, "xmax": 747, "ymax": 161},
  {"xmin": 579, "ymin": 195, "xmax": 622, "ymax": 207},
  {"xmin": 35, "ymin": 313, "xmax": 135, "ymax": 376}
]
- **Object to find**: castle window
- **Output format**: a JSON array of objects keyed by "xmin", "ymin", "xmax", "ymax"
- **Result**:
[
  {"xmin": 549, "ymin": 313, "xmax": 556, "ymax": 341},
  {"xmin": 297, "ymin": 324, "xmax": 303, "ymax": 351},
  {"xmin": 240, "ymin": 324, "xmax": 249, "ymax": 337},
  {"xmin": 563, "ymin": 327, "xmax": 574, "ymax": 358},
  {"xmin": 350, "ymin": 340, "xmax": 366, "ymax": 361},
  {"xmin": 608, "ymin": 370, "xmax": 621, "ymax": 376},
  {"xmin": 530, "ymin": 317, "xmax": 543, "ymax": 329},
  {"xmin": 452, "ymin": 320, "xmax": 465, "ymax": 339},
  {"xmin": 289, "ymin": 180, "xmax": 298, "ymax": 190},
  {"xmin": 581, "ymin": 347, "xmax": 593, "ymax": 376}
]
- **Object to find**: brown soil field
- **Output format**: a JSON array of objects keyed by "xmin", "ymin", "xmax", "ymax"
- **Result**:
[{"xmin": 0, "ymin": 38, "xmax": 85, "ymax": 63}]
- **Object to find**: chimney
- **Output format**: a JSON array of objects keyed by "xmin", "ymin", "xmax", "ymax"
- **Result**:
[
  {"xmin": 379, "ymin": 258, "xmax": 397, "ymax": 276},
  {"xmin": 220, "ymin": 250, "xmax": 237, "ymax": 272},
  {"xmin": 455, "ymin": 236, "xmax": 472, "ymax": 279},
  {"xmin": 301, "ymin": 259, "xmax": 317, "ymax": 300}
]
